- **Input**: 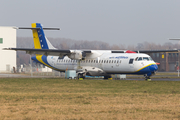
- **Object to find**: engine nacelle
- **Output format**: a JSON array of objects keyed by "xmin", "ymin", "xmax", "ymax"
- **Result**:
[{"xmin": 68, "ymin": 51, "xmax": 86, "ymax": 60}]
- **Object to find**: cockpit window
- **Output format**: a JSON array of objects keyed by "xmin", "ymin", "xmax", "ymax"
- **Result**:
[
  {"xmin": 149, "ymin": 57, "xmax": 153, "ymax": 61},
  {"xmin": 143, "ymin": 57, "xmax": 149, "ymax": 61},
  {"xmin": 138, "ymin": 57, "xmax": 142, "ymax": 61},
  {"xmin": 137, "ymin": 57, "xmax": 153, "ymax": 61}
]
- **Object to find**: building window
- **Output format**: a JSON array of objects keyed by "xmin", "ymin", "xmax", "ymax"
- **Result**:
[
  {"xmin": 0, "ymin": 38, "xmax": 3, "ymax": 44},
  {"xmin": 152, "ymin": 53, "xmax": 156, "ymax": 57},
  {"xmin": 156, "ymin": 53, "xmax": 159, "ymax": 57},
  {"xmin": 173, "ymin": 53, "xmax": 175, "ymax": 57}
]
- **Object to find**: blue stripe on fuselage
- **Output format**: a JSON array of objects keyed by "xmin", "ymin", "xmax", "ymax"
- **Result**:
[
  {"xmin": 31, "ymin": 56, "xmax": 39, "ymax": 63},
  {"xmin": 41, "ymin": 55, "xmax": 51, "ymax": 66}
]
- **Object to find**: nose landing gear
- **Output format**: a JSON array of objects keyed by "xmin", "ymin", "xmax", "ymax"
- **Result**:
[
  {"xmin": 144, "ymin": 75, "xmax": 151, "ymax": 81},
  {"xmin": 144, "ymin": 72, "xmax": 155, "ymax": 81}
]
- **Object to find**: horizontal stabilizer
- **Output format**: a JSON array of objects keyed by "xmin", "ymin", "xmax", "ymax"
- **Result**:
[{"xmin": 18, "ymin": 27, "xmax": 60, "ymax": 30}]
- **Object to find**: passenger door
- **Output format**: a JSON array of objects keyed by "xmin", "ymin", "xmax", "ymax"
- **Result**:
[{"xmin": 129, "ymin": 58, "xmax": 135, "ymax": 71}]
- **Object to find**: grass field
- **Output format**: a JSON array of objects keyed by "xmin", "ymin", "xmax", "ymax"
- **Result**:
[{"xmin": 0, "ymin": 78, "xmax": 180, "ymax": 120}]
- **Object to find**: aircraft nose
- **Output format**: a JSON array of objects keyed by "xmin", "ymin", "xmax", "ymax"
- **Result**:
[
  {"xmin": 154, "ymin": 64, "xmax": 158, "ymax": 71},
  {"xmin": 150, "ymin": 64, "xmax": 158, "ymax": 72}
]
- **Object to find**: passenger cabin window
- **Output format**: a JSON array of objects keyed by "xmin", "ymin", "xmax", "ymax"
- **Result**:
[{"xmin": 129, "ymin": 59, "xmax": 134, "ymax": 64}]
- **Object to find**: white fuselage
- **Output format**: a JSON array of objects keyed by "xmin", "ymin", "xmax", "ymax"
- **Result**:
[{"xmin": 40, "ymin": 53, "xmax": 158, "ymax": 76}]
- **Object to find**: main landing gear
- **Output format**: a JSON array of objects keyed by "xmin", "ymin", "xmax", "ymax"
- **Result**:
[
  {"xmin": 77, "ymin": 73, "xmax": 85, "ymax": 79},
  {"xmin": 104, "ymin": 75, "xmax": 112, "ymax": 79}
]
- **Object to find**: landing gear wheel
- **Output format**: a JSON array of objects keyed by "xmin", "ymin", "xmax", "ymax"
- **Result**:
[
  {"xmin": 104, "ymin": 75, "xmax": 112, "ymax": 79},
  {"xmin": 78, "ymin": 73, "xmax": 85, "ymax": 79},
  {"xmin": 145, "ymin": 76, "xmax": 151, "ymax": 81}
]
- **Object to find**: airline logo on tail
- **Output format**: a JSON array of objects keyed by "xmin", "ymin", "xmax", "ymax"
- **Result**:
[{"xmin": 32, "ymin": 23, "xmax": 49, "ymax": 49}]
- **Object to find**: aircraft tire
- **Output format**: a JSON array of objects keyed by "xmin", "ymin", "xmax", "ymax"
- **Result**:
[
  {"xmin": 78, "ymin": 73, "xmax": 85, "ymax": 79},
  {"xmin": 104, "ymin": 75, "xmax": 111, "ymax": 79}
]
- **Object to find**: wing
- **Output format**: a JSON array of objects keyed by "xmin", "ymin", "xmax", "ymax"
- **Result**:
[
  {"xmin": 3, "ymin": 47, "xmax": 180, "ymax": 60},
  {"xmin": 134, "ymin": 49, "xmax": 180, "ymax": 53},
  {"xmin": 3, "ymin": 48, "xmax": 70, "ymax": 56},
  {"xmin": 3, "ymin": 48, "xmax": 129, "ymax": 60},
  {"xmin": 3, "ymin": 48, "xmax": 91, "ymax": 60}
]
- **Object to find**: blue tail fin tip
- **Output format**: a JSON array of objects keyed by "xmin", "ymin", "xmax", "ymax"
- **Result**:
[{"xmin": 35, "ymin": 23, "xmax": 49, "ymax": 49}]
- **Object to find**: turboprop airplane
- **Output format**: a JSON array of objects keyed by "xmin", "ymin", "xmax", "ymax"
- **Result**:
[{"xmin": 3, "ymin": 23, "xmax": 180, "ymax": 80}]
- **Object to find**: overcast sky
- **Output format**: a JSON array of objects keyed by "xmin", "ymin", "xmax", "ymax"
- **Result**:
[{"xmin": 1, "ymin": 0, "xmax": 180, "ymax": 45}]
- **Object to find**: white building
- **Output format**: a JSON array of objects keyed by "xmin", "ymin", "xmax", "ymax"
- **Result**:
[{"xmin": 0, "ymin": 26, "xmax": 16, "ymax": 73}]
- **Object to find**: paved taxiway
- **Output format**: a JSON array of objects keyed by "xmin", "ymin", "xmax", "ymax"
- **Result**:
[
  {"xmin": 0, "ymin": 73, "xmax": 26, "ymax": 78},
  {"xmin": 0, "ymin": 73, "xmax": 180, "ymax": 81},
  {"xmin": 126, "ymin": 78, "xmax": 180, "ymax": 81}
]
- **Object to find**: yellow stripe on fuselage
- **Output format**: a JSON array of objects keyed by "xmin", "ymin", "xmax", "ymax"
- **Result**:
[
  {"xmin": 31, "ymin": 23, "xmax": 41, "ymax": 49},
  {"xmin": 36, "ymin": 55, "xmax": 59, "ymax": 71}
]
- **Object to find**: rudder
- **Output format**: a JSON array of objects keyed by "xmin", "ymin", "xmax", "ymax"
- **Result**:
[{"xmin": 31, "ymin": 23, "xmax": 56, "ymax": 49}]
